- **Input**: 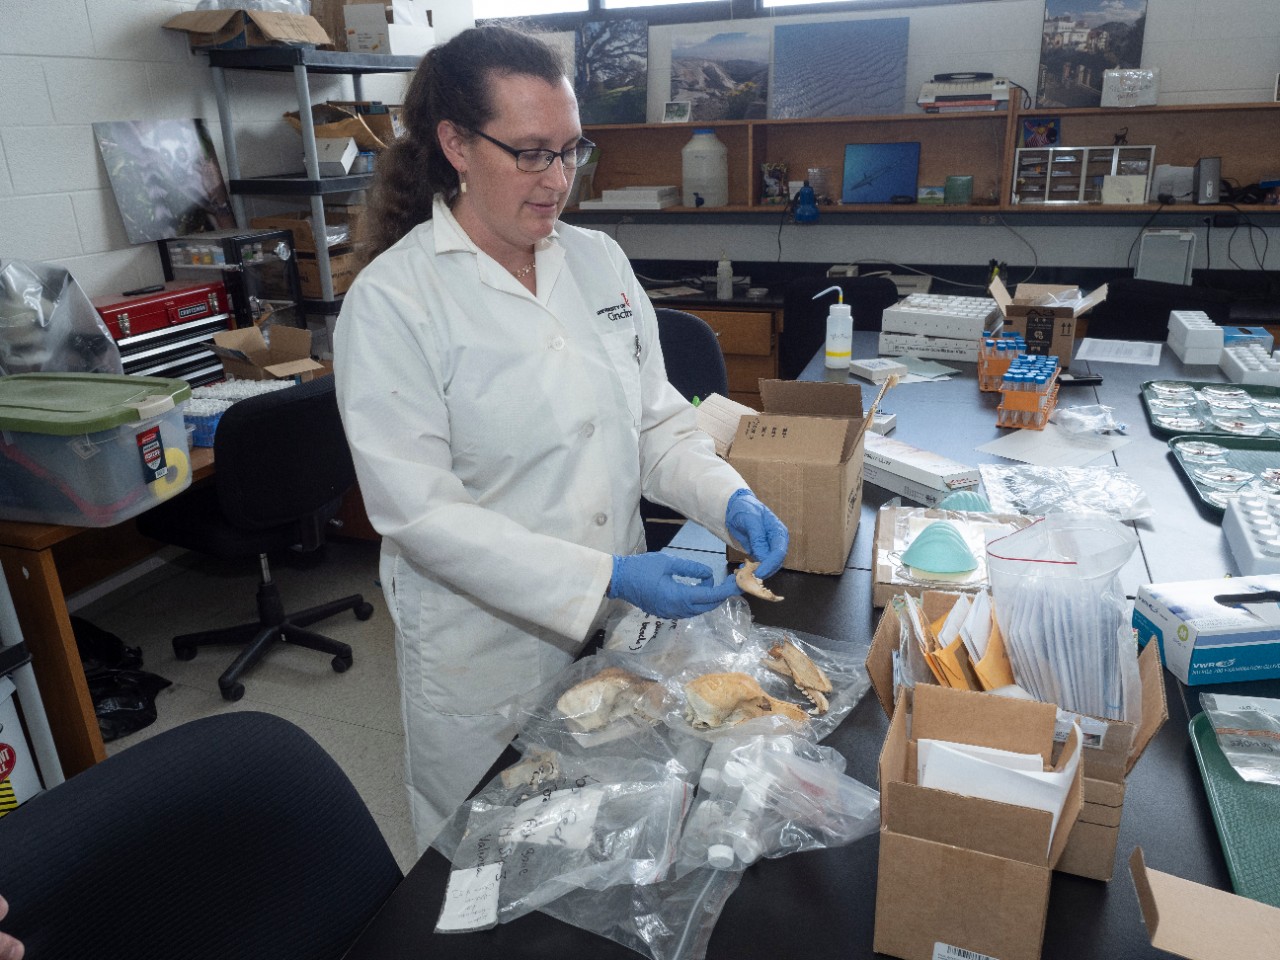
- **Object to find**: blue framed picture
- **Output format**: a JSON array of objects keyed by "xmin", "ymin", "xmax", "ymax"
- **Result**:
[{"xmin": 841, "ymin": 142, "xmax": 921, "ymax": 204}]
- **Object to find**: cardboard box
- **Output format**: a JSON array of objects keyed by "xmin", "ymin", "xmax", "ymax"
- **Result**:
[
  {"xmin": 863, "ymin": 432, "xmax": 980, "ymax": 507},
  {"xmin": 248, "ymin": 208, "xmax": 358, "ymax": 254},
  {"xmin": 163, "ymin": 9, "xmax": 332, "ymax": 51},
  {"xmin": 328, "ymin": 100, "xmax": 405, "ymax": 146},
  {"xmin": 726, "ymin": 380, "xmax": 869, "ymax": 575},
  {"xmin": 989, "ymin": 276, "xmax": 1108, "ymax": 367},
  {"xmin": 1134, "ymin": 574, "xmax": 1280, "ymax": 685},
  {"xmin": 1130, "ymin": 847, "xmax": 1280, "ymax": 960},
  {"xmin": 874, "ymin": 683, "xmax": 1084, "ymax": 960},
  {"xmin": 284, "ymin": 102, "xmax": 398, "ymax": 152},
  {"xmin": 344, "ymin": 0, "xmax": 435, "ymax": 56},
  {"xmin": 868, "ymin": 591, "xmax": 1169, "ymax": 882},
  {"xmin": 315, "ymin": 136, "xmax": 358, "ymax": 176},
  {"xmin": 870, "ymin": 505, "xmax": 1036, "ymax": 608},
  {"xmin": 296, "ymin": 250, "xmax": 360, "ymax": 299},
  {"xmin": 209, "ymin": 326, "xmax": 324, "ymax": 382}
]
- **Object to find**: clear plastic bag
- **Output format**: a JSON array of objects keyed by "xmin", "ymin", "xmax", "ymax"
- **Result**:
[
  {"xmin": 980, "ymin": 463, "xmax": 1154, "ymax": 521},
  {"xmin": 1200, "ymin": 692, "xmax": 1280, "ymax": 785},
  {"xmin": 0, "ymin": 260, "xmax": 123, "ymax": 375},
  {"xmin": 987, "ymin": 513, "xmax": 1142, "ymax": 722},
  {"xmin": 1050, "ymin": 403, "xmax": 1127, "ymax": 436}
]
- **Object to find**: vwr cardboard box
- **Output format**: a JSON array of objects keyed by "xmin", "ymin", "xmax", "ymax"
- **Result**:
[
  {"xmin": 875, "ymin": 683, "xmax": 1084, "ymax": 960},
  {"xmin": 209, "ymin": 326, "xmax": 324, "ymax": 382},
  {"xmin": 344, "ymin": 0, "xmax": 435, "ymax": 56},
  {"xmin": 1130, "ymin": 848, "xmax": 1280, "ymax": 960},
  {"xmin": 1134, "ymin": 574, "xmax": 1280, "ymax": 685},
  {"xmin": 868, "ymin": 591, "xmax": 1168, "ymax": 883},
  {"xmin": 989, "ymin": 276, "xmax": 1108, "ymax": 368},
  {"xmin": 726, "ymin": 380, "xmax": 869, "ymax": 575},
  {"xmin": 163, "ymin": 9, "xmax": 332, "ymax": 51}
]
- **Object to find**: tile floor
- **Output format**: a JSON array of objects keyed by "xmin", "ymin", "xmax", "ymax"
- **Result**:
[{"xmin": 70, "ymin": 537, "xmax": 419, "ymax": 875}]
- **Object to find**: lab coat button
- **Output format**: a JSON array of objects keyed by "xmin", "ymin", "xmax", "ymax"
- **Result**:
[
  {"xmin": 593, "ymin": 513, "xmax": 607, "ymax": 526},
  {"xmin": 583, "ymin": 423, "xmax": 595, "ymax": 438},
  {"xmin": 550, "ymin": 336, "xmax": 566, "ymax": 350}
]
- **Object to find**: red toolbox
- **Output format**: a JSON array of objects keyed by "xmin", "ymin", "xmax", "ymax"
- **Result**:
[{"xmin": 93, "ymin": 281, "xmax": 233, "ymax": 386}]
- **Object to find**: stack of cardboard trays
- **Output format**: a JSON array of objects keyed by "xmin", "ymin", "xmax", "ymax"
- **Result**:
[{"xmin": 868, "ymin": 590, "xmax": 1167, "ymax": 879}]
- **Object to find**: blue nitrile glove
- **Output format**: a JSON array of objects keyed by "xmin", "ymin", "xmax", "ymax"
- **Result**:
[
  {"xmin": 725, "ymin": 488, "xmax": 789, "ymax": 579},
  {"xmin": 607, "ymin": 553, "xmax": 740, "ymax": 619}
]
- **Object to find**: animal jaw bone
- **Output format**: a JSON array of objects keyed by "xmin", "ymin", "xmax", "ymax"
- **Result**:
[
  {"xmin": 762, "ymin": 639, "xmax": 833, "ymax": 715},
  {"xmin": 683, "ymin": 671, "xmax": 808, "ymax": 728},
  {"xmin": 735, "ymin": 559, "xmax": 783, "ymax": 602}
]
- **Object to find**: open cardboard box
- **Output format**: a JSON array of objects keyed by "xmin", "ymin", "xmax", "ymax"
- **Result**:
[
  {"xmin": 248, "ymin": 208, "xmax": 359, "ymax": 255},
  {"xmin": 344, "ymin": 0, "xmax": 435, "ymax": 56},
  {"xmin": 209, "ymin": 326, "xmax": 324, "ymax": 382},
  {"xmin": 284, "ymin": 102, "xmax": 398, "ymax": 152},
  {"xmin": 1130, "ymin": 848, "xmax": 1280, "ymax": 960},
  {"xmin": 868, "ymin": 590, "xmax": 1168, "ymax": 881},
  {"xmin": 989, "ymin": 275, "xmax": 1108, "ymax": 368},
  {"xmin": 163, "ymin": 9, "xmax": 332, "ymax": 51},
  {"xmin": 725, "ymin": 380, "xmax": 869, "ymax": 575},
  {"xmin": 875, "ymin": 683, "xmax": 1084, "ymax": 960}
]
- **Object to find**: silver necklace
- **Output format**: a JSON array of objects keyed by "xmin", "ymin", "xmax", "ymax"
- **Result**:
[{"xmin": 512, "ymin": 261, "xmax": 535, "ymax": 279}]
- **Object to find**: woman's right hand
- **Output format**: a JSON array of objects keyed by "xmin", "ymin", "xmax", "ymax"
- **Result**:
[{"xmin": 607, "ymin": 552, "xmax": 739, "ymax": 619}]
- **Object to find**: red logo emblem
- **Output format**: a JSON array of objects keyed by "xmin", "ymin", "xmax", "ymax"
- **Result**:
[
  {"xmin": 0, "ymin": 744, "xmax": 15, "ymax": 781},
  {"xmin": 621, "ymin": 292, "xmax": 630, "ymax": 308}
]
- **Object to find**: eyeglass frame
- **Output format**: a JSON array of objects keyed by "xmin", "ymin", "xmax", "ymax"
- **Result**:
[{"xmin": 469, "ymin": 129, "xmax": 596, "ymax": 173}]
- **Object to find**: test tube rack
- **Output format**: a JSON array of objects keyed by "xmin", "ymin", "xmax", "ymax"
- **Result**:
[{"xmin": 977, "ymin": 334, "xmax": 1028, "ymax": 392}]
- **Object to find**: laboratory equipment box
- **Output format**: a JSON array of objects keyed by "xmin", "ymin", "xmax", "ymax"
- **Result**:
[
  {"xmin": 874, "ymin": 683, "xmax": 1084, "ymax": 960},
  {"xmin": 725, "ymin": 380, "xmax": 869, "ymax": 575},
  {"xmin": 868, "ymin": 591, "xmax": 1168, "ymax": 882},
  {"xmin": 0, "ymin": 373, "xmax": 192, "ymax": 527},
  {"xmin": 92, "ymin": 280, "xmax": 233, "ymax": 387},
  {"xmin": 158, "ymin": 228, "xmax": 302, "ymax": 331},
  {"xmin": 989, "ymin": 276, "xmax": 1108, "ymax": 366},
  {"xmin": 1134, "ymin": 574, "xmax": 1280, "ymax": 685},
  {"xmin": 0, "ymin": 675, "xmax": 42, "ymax": 816}
]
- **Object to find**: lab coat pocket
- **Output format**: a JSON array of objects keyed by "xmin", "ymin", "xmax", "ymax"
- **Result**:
[{"xmin": 599, "ymin": 327, "xmax": 643, "ymax": 426}]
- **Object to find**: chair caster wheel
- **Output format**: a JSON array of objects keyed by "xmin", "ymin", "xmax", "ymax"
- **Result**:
[
  {"xmin": 354, "ymin": 601, "xmax": 374, "ymax": 621},
  {"xmin": 221, "ymin": 682, "xmax": 245, "ymax": 702},
  {"xmin": 174, "ymin": 642, "xmax": 197, "ymax": 661},
  {"xmin": 332, "ymin": 655, "xmax": 352, "ymax": 673}
]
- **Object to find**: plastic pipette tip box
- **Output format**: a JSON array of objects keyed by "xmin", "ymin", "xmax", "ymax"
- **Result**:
[
  {"xmin": 849, "ymin": 357, "xmax": 909, "ymax": 383},
  {"xmin": 1223, "ymin": 494, "xmax": 1280, "ymax": 576}
]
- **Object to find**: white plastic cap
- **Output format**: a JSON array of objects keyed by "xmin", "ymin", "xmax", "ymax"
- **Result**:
[
  {"xmin": 699, "ymin": 765, "xmax": 722, "ymax": 792},
  {"xmin": 707, "ymin": 844, "xmax": 736, "ymax": 870},
  {"xmin": 829, "ymin": 302, "xmax": 852, "ymax": 320}
]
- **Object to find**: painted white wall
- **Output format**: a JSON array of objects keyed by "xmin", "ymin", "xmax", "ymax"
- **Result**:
[{"xmin": 0, "ymin": 0, "xmax": 1276, "ymax": 298}]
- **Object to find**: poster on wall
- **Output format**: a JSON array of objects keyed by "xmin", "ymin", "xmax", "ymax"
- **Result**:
[
  {"xmin": 93, "ymin": 119, "xmax": 234, "ymax": 245},
  {"xmin": 769, "ymin": 18, "xmax": 908, "ymax": 119},
  {"xmin": 576, "ymin": 19, "xmax": 648, "ymax": 125},
  {"xmin": 1037, "ymin": 0, "xmax": 1147, "ymax": 108},
  {"xmin": 670, "ymin": 26, "xmax": 770, "ymax": 122}
]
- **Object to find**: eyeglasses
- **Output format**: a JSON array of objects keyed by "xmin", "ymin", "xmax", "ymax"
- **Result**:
[{"xmin": 471, "ymin": 129, "xmax": 596, "ymax": 173}]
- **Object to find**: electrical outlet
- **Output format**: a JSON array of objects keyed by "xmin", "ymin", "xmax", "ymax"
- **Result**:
[{"xmin": 978, "ymin": 215, "xmax": 997, "ymax": 225}]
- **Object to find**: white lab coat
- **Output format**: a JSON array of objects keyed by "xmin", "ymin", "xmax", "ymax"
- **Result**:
[{"xmin": 333, "ymin": 196, "xmax": 746, "ymax": 851}]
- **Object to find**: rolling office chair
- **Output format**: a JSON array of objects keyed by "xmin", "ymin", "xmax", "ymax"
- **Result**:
[
  {"xmin": 641, "ymin": 308, "xmax": 730, "ymax": 550},
  {"xmin": 136, "ymin": 376, "xmax": 373, "ymax": 701},
  {"xmin": 778, "ymin": 275, "xmax": 899, "ymax": 380},
  {"xmin": 0, "ymin": 711, "xmax": 403, "ymax": 960}
]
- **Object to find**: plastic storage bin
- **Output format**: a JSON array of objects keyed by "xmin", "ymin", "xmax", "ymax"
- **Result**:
[{"xmin": 0, "ymin": 373, "xmax": 193, "ymax": 527}]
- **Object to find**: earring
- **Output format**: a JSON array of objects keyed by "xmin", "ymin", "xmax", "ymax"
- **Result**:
[{"xmin": 459, "ymin": 175, "xmax": 467, "ymax": 195}]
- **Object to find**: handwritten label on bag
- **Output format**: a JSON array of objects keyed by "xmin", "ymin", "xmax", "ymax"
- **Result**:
[{"xmin": 436, "ymin": 862, "xmax": 502, "ymax": 932}]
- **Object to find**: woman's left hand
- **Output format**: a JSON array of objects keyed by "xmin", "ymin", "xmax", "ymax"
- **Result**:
[{"xmin": 725, "ymin": 489, "xmax": 789, "ymax": 578}]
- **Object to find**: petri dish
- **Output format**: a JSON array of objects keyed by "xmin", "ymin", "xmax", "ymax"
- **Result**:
[
  {"xmin": 1211, "ymin": 418, "xmax": 1267, "ymax": 435},
  {"xmin": 1178, "ymin": 440, "xmax": 1228, "ymax": 462},
  {"xmin": 1154, "ymin": 415, "xmax": 1205, "ymax": 431},
  {"xmin": 1148, "ymin": 380, "xmax": 1197, "ymax": 398},
  {"xmin": 1200, "ymin": 385, "xmax": 1251, "ymax": 401},
  {"xmin": 1194, "ymin": 466, "xmax": 1255, "ymax": 489}
]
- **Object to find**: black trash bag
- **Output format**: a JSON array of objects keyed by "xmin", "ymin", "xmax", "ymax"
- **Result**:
[
  {"xmin": 72, "ymin": 616, "xmax": 170, "ymax": 742},
  {"xmin": 86, "ymin": 669, "xmax": 173, "ymax": 742}
]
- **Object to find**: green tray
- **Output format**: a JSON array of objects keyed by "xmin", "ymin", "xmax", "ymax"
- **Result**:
[
  {"xmin": 1188, "ymin": 711, "xmax": 1280, "ymax": 908},
  {"xmin": 1141, "ymin": 379, "xmax": 1280, "ymax": 439},
  {"xmin": 1168, "ymin": 434, "xmax": 1280, "ymax": 513}
]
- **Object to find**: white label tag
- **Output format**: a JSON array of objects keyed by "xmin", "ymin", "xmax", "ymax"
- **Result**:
[
  {"xmin": 436, "ymin": 862, "xmax": 502, "ymax": 933},
  {"xmin": 1054, "ymin": 709, "xmax": 1109, "ymax": 749},
  {"xmin": 933, "ymin": 941, "xmax": 999, "ymax": 960}
]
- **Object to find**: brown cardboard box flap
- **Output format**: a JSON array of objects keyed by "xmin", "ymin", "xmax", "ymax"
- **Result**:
[
  {"xmin": 759, "ymin": 378, "xmax": 862, "ymax": 417},
  {"xmin": 1130, "ymin": 639, "xmax": 1169, "ymax": 774},
  {"xmin": 989, "ymin": 275, "xmax": 1108, "ymax": 319},
  {"xmin": 913, "ymin": 683, "xmax": 1057, "ymax": 761},
  {"xmin": 283, "ymin": 103, "xmax": 391, "ymax": 151},
  {"xmin": 164, "ymin": 10, "xmax": 333, "ymax": 46},
  {"xmin": 731, "ymin": 413, "xmax": 858, "ymax": 464},
  {"xmin": 1130, "ymin": 848, "xmax": 1280, "ymax": 960},
  {"xmin": 884, "ymin": 780, "xmax": 1057, "ymax": 865}
]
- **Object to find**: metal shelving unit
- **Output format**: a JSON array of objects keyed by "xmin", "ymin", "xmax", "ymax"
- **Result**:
[{"xmin": 206, "ymin": 47, "xmax": 418, "ymax": 313}]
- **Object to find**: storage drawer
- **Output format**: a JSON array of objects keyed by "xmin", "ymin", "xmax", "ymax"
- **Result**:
[
  {"xmin": 726, "ymin": 354, "xmax": 775, "ymax": 395},
  {"xmin": 694, "ymin": 309, "xmax": 775, "ymax": 356}
]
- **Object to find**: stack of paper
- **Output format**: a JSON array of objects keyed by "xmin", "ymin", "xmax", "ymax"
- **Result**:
[
  {"xmin": 893, "ymin": 591, "xmax": 1018, "ymax": 694},
  {"xmin": 578, "ymin": 185, "xmax": 679, "ymax": 210}
]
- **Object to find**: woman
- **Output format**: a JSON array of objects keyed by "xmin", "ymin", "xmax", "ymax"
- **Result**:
[{"xmin": 333, "ymin": 24, "xmax": 788, "ymax": 852}]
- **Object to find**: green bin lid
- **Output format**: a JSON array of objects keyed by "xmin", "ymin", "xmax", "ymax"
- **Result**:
[{"xmin": 0, "ymin": 373, "xmax": 192, "ymax": 435}]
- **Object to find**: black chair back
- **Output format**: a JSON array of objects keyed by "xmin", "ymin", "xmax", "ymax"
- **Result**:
[
  {"xmin": 654, "ymin": 307, "xmax": 729, "ymax": 401},
  {"xmin": 214, "ymin": 377, "xmax": 355, "ymax": 536},
  {"xmin": 779, "ymin": 276, "xmax": 899, "ymax": 379},
  {"xmin": 1083, "ymin": 277, "xmax": 1233, "ymax": 341}
]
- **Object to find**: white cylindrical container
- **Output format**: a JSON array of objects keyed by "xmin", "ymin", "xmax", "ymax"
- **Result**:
[
  {"xmin": 682, "ymin": 128, "xmax": 729, "ymax": 208},
  {"xmin": 812, "ymin": 285, "xmax": 853, "ymax": 370},
  {"xmin": 716, "ymin": 254, "xmax": 734, "ymax": 300}
]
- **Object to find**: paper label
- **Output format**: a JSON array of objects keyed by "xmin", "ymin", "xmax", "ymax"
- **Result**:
[
  {"xmin": 933, "ymin": 942, "xmax": 999, "ymax": 960},
  {"xmin": 1054, "ymin": 709, "xmax": 1109, "ymax": 749},
  {"xmin": 436, "ymin": 862, "xmax": 502, "ymax": 933}
]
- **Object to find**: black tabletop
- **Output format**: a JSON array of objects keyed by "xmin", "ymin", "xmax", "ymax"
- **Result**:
[{"xmin": 342, "ymin": 332, "xmax": 1266, "ymax": 960}]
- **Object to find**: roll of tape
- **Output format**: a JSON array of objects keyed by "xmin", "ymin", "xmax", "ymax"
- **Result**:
[{"xmin": 153, "ymin": 446, "xmax": 191, "ymax": 501}]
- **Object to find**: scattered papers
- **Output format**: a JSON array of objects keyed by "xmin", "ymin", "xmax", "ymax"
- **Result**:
[
  {"xmin": 1074, "ymin": 338, "xmax": 1162, "ymax": 365},
  {"xmin": 978, "ymin": 421, "xmax": 1132, "ymax": 468}
]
